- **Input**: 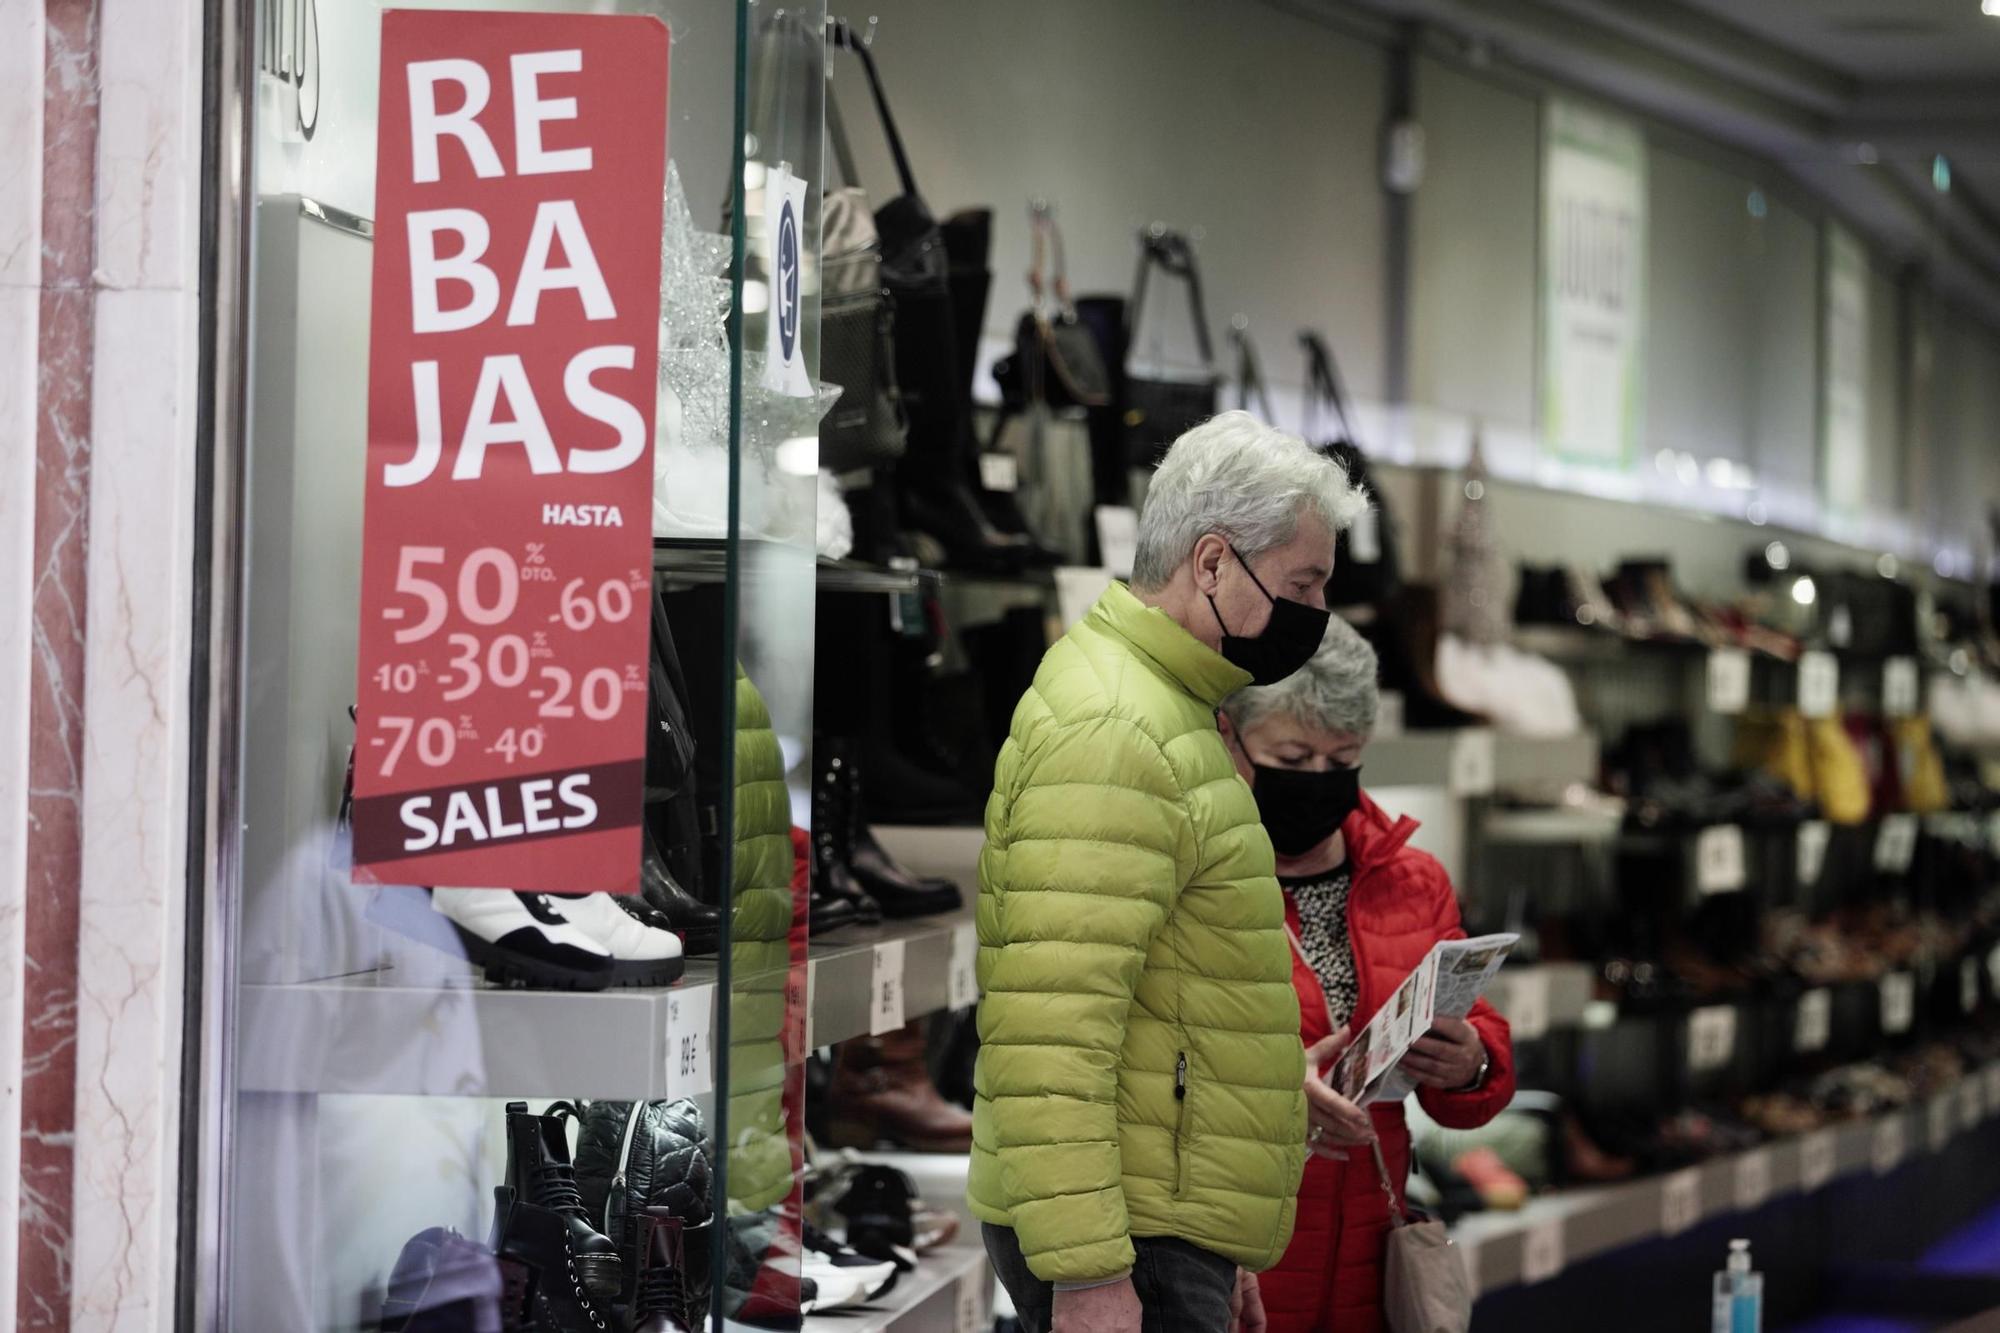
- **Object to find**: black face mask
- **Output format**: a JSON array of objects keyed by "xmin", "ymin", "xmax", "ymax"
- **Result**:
[
  {"xmin": 1250, "ymin": 762, "xmax": 1363, "ymax": 857},
  {"xmin": 1207, "ymin": 545, "xmax": 1332, "ymax": 686}
]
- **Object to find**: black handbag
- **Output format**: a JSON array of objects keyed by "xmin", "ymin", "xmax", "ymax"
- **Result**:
[
  {"xmin": 995, "ymin": 205, "xmax": 1110, "ymax": 411},
  {"xmin": 1300, "ymin": 331, "xmax": 1401, "ymax": 608},
  {"xmin": 571, "ymin": 1099, "xmax": 714, "ymax": 1323},
  {"xmin": 1231, "ymin": 322, "xmax": 1277, "ymax": 422},
  {"xmin": 1123, "ymin": 228, "xmax": 1219, "ymax": 468}
]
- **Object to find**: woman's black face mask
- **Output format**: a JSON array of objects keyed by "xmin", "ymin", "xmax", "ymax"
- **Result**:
[{"xmin": 1247, "ymin": 760, "xmax": 1362, "ymax": 857}]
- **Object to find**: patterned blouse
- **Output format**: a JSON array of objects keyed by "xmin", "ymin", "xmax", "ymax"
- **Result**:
[{"xmin": 1280, "ymin": 865, "xmax": 1358, "ymax": 1031}]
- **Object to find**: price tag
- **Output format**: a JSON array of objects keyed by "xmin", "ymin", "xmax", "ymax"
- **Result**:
[
  {"xmin": 1880, "ymin": 972, "xmax": 1915, "ymax": 1035},
  {"xmin": 869, "ymin": 939, "xmax": 908, "ymax": 1036},
  {"xmin": 1929, "ymin": 1096, "xmax": 1955, "ymax": 1152},
  {"xmin": 953, "ymin": 1269, "xmax": 984, "ymax": 1333},
  {"xmin": 665, "ymin": 984, "xmax": 715, "ymax": 1098},
  {"xmin": 1448, "ymin": 730, "xmax": 1496, "ymax": 797},
  {"xmin": 1688, "ymin": 1004, "xmax": 1738, "ymax": 1072},
  {"xmin": 804, "ymin": 959, "xmax": 819, "ymax": 1051},
  {"xmin": 1796, "ymin": 821, "xmax": 1831, "ymax": 887},
  {"xmin": 1794, "ymin": 988, "xmax": 1831, "ymax": 1054},
  {"xmin": 1348, "ymin": 505, "xmax": 1382, "ymax": 564},
  {"xmin": 1801, "ymin": 1129, "xmax": 1839, "ymax": 1191},
  {"xmin": 1093, "ymin": 506, "xmax": 1139, "ymax": 579},
  {"xmin": 1960, "ymin": 1079, "xmax": 1986, "ymax": 1133},
  {"xmin": 1875, "ymin": 815, "xmax": 1918, "ymax": 874},
  {"xmin": 1695, "ymin": 825, "xmax": 1747, "ymax": 894},
  {"xmin": 1963, "ymin": 958, "xmax": 1982, "ymax": 1016},
  {"xmin": 978, "ymin": 451, "xmax": 1020, "ymax": 493},
  {"xmin": 1505, "ymin": 970, "xmax": 1551, "ymax": 1041},
  {"xmin": 948, "ymin": 923, "xmax": 980, "ymax": 1012},
  {"xmin": 1706, "ymin": 649, "xmax": 1752, "ymax": 715},
  {"xmin": 1872, "ymin": 1116, "xmax": 1907, "ymax": 1175},
  {"xmin": 1733, "ymin": 1149, "xmax": 1772, "ymax": 1212},
  {"xmin": 1882, "ymin": 657, "xmax": 1920, "ymax": 716},
  {"xmin": 1521, "ymin": 1219, "xmax": 1564, "ymax": 1284},
  {"xmin": 1661, "ymin": 1168, "xmax": 1702, "ymax": 1236},
  {"xmin": 1798, "ymin": 651, "xmax": 1840, "ymax": 718}
]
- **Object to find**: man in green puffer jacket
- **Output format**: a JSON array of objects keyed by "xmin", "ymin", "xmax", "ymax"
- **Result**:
[{"xmin": 971, "ymin": 411, "xmax": 1367, "ymax": 1333}]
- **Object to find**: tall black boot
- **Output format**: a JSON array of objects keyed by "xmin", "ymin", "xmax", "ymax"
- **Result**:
[
  {"xmin": 812, "ymin": 741, "xmax": 882, "ymax": 929},
  {"xmin": 842, "ymin": 749, "xmax": 961, "ymax": 918},
  {"xmin": 490, "ymin": 1102, "xmax": 621, "ymax": 1331}
]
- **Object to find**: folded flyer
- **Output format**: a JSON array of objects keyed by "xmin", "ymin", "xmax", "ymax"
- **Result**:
[{"xmin": 1328, "ymin": 933, "xmax": 1518, "ymax": 1105}]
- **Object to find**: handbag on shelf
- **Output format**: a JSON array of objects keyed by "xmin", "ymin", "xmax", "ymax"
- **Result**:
[
  {"xmin": 1374, "ymin": 1138, "xmax": 1475, "ymax": 1333},
  {"xmin": 1122, "ymin": 227, "xmax": 1219, "ymax": 469},
  {"xmin": 817, "ymin": 88, "xmax": 908, "ymax": 473},
  {"xmin": 1301, "ymin": 330, "xmax": 1400, "ymax": 608}
]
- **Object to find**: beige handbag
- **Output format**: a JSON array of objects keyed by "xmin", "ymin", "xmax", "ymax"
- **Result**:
[{"xmin": 1374, "ymin": 1140, "xmax": 1475, "ymax": 1333}]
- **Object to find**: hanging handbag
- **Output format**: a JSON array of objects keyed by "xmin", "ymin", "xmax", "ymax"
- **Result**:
[
  {"xmin": 1122, "ymin": 228, "xmax": 1219, "ymax": 468},
  {"xmin": 1301, "ymin": 330, "xmax": 1401, "ymax": 608},
  {"xmin": 1374, "ymin": 1138, "xmax": 1475, "ymax": 1333},
  {"xmin": 996, "ymin": 204, "xmax": 1110, "ymax": 410},
  {"xmin": 1231, "ymin": 321, "xmax": 1277, "ymax": 422}
]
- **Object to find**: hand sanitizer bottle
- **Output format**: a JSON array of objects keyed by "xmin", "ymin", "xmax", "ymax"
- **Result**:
[{"xmin": 1711, "ymin": 1238, "xmax": 1762, "ymax": 1333}]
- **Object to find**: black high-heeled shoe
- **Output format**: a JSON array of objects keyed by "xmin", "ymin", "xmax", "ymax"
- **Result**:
[{"xmin": 491, "ymin": 1102, "xmax": 621, "ymax": 1329}]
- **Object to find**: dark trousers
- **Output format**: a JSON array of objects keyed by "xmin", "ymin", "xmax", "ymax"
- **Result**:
[{"xmin": 982, "ymin": 1223, "xmax": 1238, "ymax": 1333}]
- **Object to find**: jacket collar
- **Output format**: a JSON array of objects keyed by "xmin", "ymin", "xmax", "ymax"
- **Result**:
[
  {"xmin": 1340, "ymin": 791, "xmax": 1419, "ymax": 879},
  {"xmin": 1087, "ymin": 581, "xmax": 1252, "ymax": 709}
]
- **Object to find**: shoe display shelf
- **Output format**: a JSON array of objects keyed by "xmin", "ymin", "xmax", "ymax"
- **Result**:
[
  {"xmin": 239, "ymin": 899, "xmax": 979, "ymax": 1099},
  {"xmin": 654, "ymin": 536, "xmax": 928, "ymax": 596},
  {"xmin": 794, "ymin": 1244, "xmax": 991, "ymax": 1333},
  {"xmin": 1353, "ymin": 729, "xmax": 1598, "ymax": 794},
  {"xmin": 1453, "ymin": 1062, "xmax": 2000, "ymax": 1298}
]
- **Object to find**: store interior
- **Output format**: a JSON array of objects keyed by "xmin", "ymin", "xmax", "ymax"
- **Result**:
[{"xmin": 215, "ymin": 1, "xmax": 2000, "ymax": 1331}]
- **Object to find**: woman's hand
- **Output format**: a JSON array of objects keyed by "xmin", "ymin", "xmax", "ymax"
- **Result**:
[
  {"xmin": 1231, "ymin": 1268, "xmax": 1267, "ymax": 1333},
  {"xmin": 1302, "ymin": 1029, "xmax": 1375, "ymax": 1159},
  {"xmin": 1399, "ymin": 1016, "xmax": 1486, "ymax": 1090}
]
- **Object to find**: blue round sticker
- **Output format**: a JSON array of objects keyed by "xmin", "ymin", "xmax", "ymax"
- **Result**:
[{"xmin": 777, "ymin": 199, "xmax": 800, "ymax": 361}]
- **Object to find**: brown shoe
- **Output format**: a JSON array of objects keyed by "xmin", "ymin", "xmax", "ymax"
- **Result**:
[{"xmin": 825, "ymin": 1023, "xmax": 974, "ymax": 1152}]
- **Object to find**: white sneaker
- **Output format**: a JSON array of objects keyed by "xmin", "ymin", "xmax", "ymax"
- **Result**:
[
  {"xmin": 543, "ymin": 893, "xmax": 687, "ymax": 988},
  {"xmin": 428, "ymin": 889, "xmax": 615, "ymax": 991}
]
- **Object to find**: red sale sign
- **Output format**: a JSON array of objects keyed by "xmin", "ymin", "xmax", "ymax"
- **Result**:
[{"xmin": 352, "ymin": 10, "xmax": 668, "ymax": 892}]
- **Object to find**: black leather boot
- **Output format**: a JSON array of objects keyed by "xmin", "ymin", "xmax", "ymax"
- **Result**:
[
  {"xmin": 812, "ymin": 744, "xmax": 883, "ymax": 928},
  {"xmin": 491, "ymin": 1101, "xmax": 622, "ymax": 1327},
  {"xmin": 631, "ymin": 1208, "xmax": 694, "ymax": 1333},
  {"xmin": 839, "ymin": 750, "xmax": 961, "ymax": 919},
  {"xmin": 638, "ymin": 826, "xmax": 722, "ymax": 955}
]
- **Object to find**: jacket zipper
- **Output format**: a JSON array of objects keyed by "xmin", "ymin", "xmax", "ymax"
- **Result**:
[
  {"xmin": 1173, "ymin": 1051, "xmax": 1192, "ymax": 1198},
  {"xmin": 607, "ymin": 1101, "xmax": 645, "ymax": 1237}
]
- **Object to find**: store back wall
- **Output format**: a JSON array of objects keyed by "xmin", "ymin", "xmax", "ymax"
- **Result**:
[{"xmin": 827, "ymin": 0, "xmax": 1389, "ymax": 401}]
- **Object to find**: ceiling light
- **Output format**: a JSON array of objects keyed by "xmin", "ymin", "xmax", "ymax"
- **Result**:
[
  {"xmin": 1765, "ymin": 541, "xmax": 1791, "ymax": 571},
  {"xmin": 1984, "ymin": 0, "xmax": 2000, "ymax": 17},
  {"xmin": 1791, "ymin": 576, "xmax": 1817, "ymax": 607}
]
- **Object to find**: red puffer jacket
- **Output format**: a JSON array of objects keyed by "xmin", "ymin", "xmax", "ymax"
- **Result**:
[{"xmin": 1257, "ymin": 794, "xmax": 1514, "ymax": 1333}]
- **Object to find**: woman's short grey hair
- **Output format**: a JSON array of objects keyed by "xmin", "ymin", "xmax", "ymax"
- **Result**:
[
  {"xmin": 1222, "ymin": 615, "xmax": 1380, "ymax": 741},
  {"xmin": 1130, "ymin": 411, "xmax": 1369, "ymax": 591}
]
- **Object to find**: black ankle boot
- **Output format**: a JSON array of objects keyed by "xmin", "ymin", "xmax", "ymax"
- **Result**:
[
  {"xmin": 812, "ymin": 743, "xmax": 882, "ymax": 928},
  {"xmin": 639, "ymin": 826, "xmax": 721, "ymax": 955},
  {"xmin": 631, "ymin": 1208, "xmax": 694, "ymax": 1333},
  {"xmin": 491, "ymin": 1102, "xmax": 621, "ymax": 1329},
  {"xmin": 839, "ymin": 751, "xmax": 961, "ymax": 919}
]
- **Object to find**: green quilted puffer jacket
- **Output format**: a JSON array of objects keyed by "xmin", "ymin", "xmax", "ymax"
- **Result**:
[
  {"xmin": 725, "ymin": 667, "xmax": 798, "ymax": 1214},
  {"xmin": 968, "ymin": 582, "xmax": 1307, "ymax": 1284}
]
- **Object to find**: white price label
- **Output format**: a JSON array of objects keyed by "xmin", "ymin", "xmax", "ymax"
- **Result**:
[
  {"xmin": 1505, "ymin": 970, "xmax": 1551, "ymax": 1041},
  {"xmin": 1733, "ymin": 1149, "xmax": 1772, "ymax": 1212},
  {"xmin": 953, "ymin": 1269, "xmax": 984, "ymax": 1333},
  {"xmin": 948, "ymin": 923, "xmax": 980, "ymax": 1012},
  {"xmin": 1929, "ymin": 1096, "xmax": 1955, "ymax": 1152},
  {"xmin": 665, "ymin": 985, "xmax": 715, "ymax": 1098},
  {"xmin": 804, "ymin": 959, "xmax": 819, "ymax": 1051},
  {"xmin": 1521, "ymin": 1219, "xmax": 1564, "ymax": 1284},
  {"xmin": 1448, "ymin": 730, "xmax": 1496, "ymax": 797},
  {"xmin": 1883, "ymin": 657, "xmax": 1920, "ymax": 716},
  {"xmin": 1798, "ymin": 651, "xmax": 1840, "ymax": 718},
  {"xmin": 1796, "ymin": 821, "xmax": 1831, "ymax": 887},
  {"xmin": 1094, "ymin": 506, "xmax": 1139, "ymax": 580},
  {"xmin": 1875, "ymin": 815, "xmax": 1918, "ymax": 874},
  {"xmin": 1964, "ymin": 958, "xmax": 1982, "ymax": 1016},
  {"xmin": 1880, "ymin": 972, "xmax": 1915, "ymax": 1035},
  {"xmin": 869, "ymin": 939, "xmax": 908, "ymax": 1036},
  {"xmin": 1695, "ymin": 825, "xmax": 1747, "ymax": 894},
  {"xmin": 1872, "ymin": 1116, "xmax": 1907, "ymax": 1175},
  {"xmin": 1963, "ymin": 1079, "xmax": 1988, "ymax": 1132},
  {"xmin": 978, "ymin": 452, "xmax": 1019, "ymax": 493},
  {"xmin": 1688, "ymin": 1004, "xmax": 1738, "ymax": 1072},
  {"xmin": 1348, "ymin": 505, "xmax": 1382, "ymax": 564},
  {"xmin": 1794, "ymin": 988, "xmax": 1832, "ymax": 1054},
  {"xmin": 1661, "ymin": 1168, "xmax": 1703, "ymax": 1236},
  {"xmin": 1707, "ymin": 649, "xmax": 1752, "ymax": 715},
  {"xmin": 1800, "ymin": 1129, "xmax": 1839, "ymax": 1191}
]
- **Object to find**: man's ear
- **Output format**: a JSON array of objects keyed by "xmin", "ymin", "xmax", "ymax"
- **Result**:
[
  {"xmin": 1191, "ymin": 533, "xmax": 1230, "ymax": 595},
  {"xmin": 1216, "ymin": 710, "xmax": 1238, "ymax": 747}
]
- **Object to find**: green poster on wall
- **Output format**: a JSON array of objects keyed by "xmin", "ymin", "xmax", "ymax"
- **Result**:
[{"xmin": 1541, "ymin": 100, "xmax": 1646, "ymax": 467}]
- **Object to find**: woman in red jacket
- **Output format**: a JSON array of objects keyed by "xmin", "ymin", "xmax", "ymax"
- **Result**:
[{"xmin": 1220, "ymin": 617, "xmax": 1515, "ymax": 1333}]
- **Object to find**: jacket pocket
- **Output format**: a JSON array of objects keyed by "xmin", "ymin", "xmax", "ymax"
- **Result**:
[{"xmin": 1173, "ymin": 1051, "xmax": 1192, "ymax": 1199}]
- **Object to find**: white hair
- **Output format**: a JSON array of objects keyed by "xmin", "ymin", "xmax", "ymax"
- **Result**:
[
  {"xmin": 1222, "ymin": 615, "xmax": 1380, "ymax": 741},
  {"xmin": 1130, "ymin": 411, "xmax": 1368, "ymax": 591}
]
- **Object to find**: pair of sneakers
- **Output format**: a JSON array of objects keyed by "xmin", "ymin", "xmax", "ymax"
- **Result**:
[{"xmin": 430, "ymin": 888, "xmax": 686, "ymax": 991}]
